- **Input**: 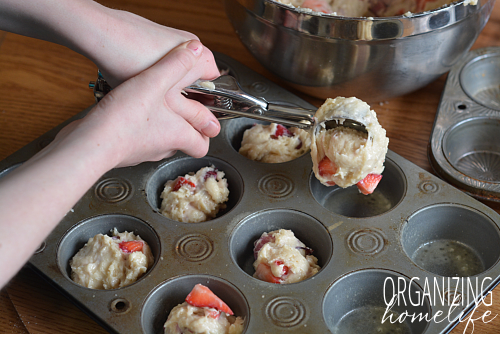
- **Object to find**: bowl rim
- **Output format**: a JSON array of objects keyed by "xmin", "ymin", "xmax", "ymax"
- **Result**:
[{"xmin": 230, "ymin": 0, "xmax": 494, "ymax": 40}]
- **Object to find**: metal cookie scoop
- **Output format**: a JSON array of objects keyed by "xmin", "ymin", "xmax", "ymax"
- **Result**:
[{"xmin": 185, "ymin": 75, "xmax": 368, "ymax": 134}]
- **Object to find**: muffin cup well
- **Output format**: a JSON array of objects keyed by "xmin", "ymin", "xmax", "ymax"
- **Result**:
[
  {"xmin": 141, "ymin": 275, "xmax": 249, "ymax": 334},
  {"xmin": 323, "ymin": 269, "xmax": 430, "ymax": 334},
  {"xmin": 460, "ymin": 53, "xmax": 500, "ymax": 111},
  {"xmin": 310, "ymin": 158, "xmax": 406, "ymax": 218},
  {"xmin": 57, "ymin": 214, "xmax": 160, "ymax": 289},
  {"xmin": 229, "ymin": 209, "xmax": 332, "ymax": 282},
  {"xmin": 443, "ymin": 117, "xmax": 500, "ymax": 183},
  {"xmin": 401, "ymin": 204, "xmax": 500, "ymax": 277},
  {"xmin": 145, "ymin": 156, "xmax": 243, "ymax": 222}
]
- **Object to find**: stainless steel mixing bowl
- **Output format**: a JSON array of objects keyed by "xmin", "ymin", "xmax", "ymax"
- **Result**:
[{"xmin": 223, "ymin": 0, "xmax": 495, "ymax": 101}]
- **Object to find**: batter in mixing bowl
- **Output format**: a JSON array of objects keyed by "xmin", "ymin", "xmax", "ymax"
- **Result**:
[{"xmin": 274, "ymin": 0, "xmax": 465, "ymax": 17}]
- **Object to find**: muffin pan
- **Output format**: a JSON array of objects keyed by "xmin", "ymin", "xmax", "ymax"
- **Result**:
[
  {"xmin": 2, "ymin": 52, "xmax": 500, "ymax": 333},
  {"xmin": 430, "ymin": 46, "xmax": 500, "ymax": 201}
]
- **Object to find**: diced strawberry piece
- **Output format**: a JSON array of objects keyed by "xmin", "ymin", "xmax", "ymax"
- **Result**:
[
  {"xmin": 302, "ymin": 0, "xmax": 333, "ymax": 13},
  {"xmin": 119, "ymin": 240, "xmax": 143, "ymax": 253},
  {"xmin": 204, "ymin": 170, "xmax": 218, "ymax": 181},
  {"xmin": 356, "ymin": 174, "xmax": 383, "ymax": 195},
  {"xmin": 271, "ymin": 124, "xmax": 293, "ymax": 139},
  {"xmin": 318, "ymin": 156, "xmax": 337, "ymax": 178},
  {"xmin": 254, "ymin": 263, "xmax": 281, "ymax": 284},
  {"xmin": 275, "ymin": 260, "xmax": 290, "ymax": 276},
  {"xmin": 253, "ymin": 233, "xmax": 275, "ymax": 259},
  {"xmin": 172, "ymin": 176, "xmax": 196, "ymax": 192},
  {"xmin": 207, "ymin": 309, "xmax": 220, "ymax": 319},
  {"xmin": 185, "ymin": 284, "xmax": 234, "ymax": 315}
]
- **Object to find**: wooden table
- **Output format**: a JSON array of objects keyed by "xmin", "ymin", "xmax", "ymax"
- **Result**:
[{"xmin": 1, "ymin": 0, "xmax": 500, "ymax": 334}]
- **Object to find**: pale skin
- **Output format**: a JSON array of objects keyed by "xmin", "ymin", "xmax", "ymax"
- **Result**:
[{"xmin": 0, "ymin": 0, "xmax": 220, "ymax": 288}]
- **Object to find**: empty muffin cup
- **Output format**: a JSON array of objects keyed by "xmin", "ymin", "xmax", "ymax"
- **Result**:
[
  {"xmin": 401, "ymin": 204, "xmax": 500, "ymax": 277},
  {"xmin": 145, "ymin": 156, "xmax": 243, "ymax": 222},
  {"xmin": 443, "ymin": 117, "xmax": 500, "ymax": 183},
  {"xmin": 310, "ymin": 158, "xmax": 406, "ymax": 218},
  {"xmin": 57, "ymin": 214, "xmax": 160, "ymax": 287},
  {"xmin": 460, "ymin": 53, "xmax": 500, "ymax": 111},
  {"xmin": 229, "ymin": 209, "xmax": 332, "ymax": 281},
  {"xmin": 141, "ymin": 275, "xmax": 249, "ymax": 333},
  {"xmin": 323, "ymin": 269, "xmax": 430, "ymax": 334}
]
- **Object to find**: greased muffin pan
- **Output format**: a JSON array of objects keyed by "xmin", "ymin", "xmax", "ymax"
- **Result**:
[
  {"xmin": 430, "ymin": 46, "xmax": 500, "ymax": 202},
  {"xmin": 2, "ymin": 52, "xmax": 500, "ymax": 334}
]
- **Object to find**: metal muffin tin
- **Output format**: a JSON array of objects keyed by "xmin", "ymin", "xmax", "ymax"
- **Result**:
[
  {"xmin": 2, "ymin": 52, "xmax": 500, "ymax": 334},
  {"xmin": 430, "ymin": 46, "xmax": 500, "ymax": 202}
]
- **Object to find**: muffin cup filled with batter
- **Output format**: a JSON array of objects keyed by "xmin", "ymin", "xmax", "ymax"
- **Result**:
[
  {"xmin": 141, "ymin": 275, "xmax": 249, "ymax": 334},
  {"xmin": 229, "ymin": 208, "xmax": 332, "ymax": 283},
  {"xmin": 145, "ymin": 156, "xmax": 243, "ymax": 223},
  {"xmin": 58, "ymin": 214, "xmax": 160, "ymax": 289}
]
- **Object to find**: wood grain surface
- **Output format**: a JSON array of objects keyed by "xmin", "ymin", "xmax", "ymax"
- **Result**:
[{"xmin": 1, "ymin": 0, "xmax": 500, "ymax": 334}]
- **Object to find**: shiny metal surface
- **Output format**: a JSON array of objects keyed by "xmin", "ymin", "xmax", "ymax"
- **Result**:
[
  {"xmin": 187, "ymin": 75, "xmax": 316, "ymax": 128},
  {"xmin": 223, "ymin": 0, "xmax": 495, "ymax": 101},
  {"xmin": 187, "ymin": 75, "xmax": 368, "ymax": 131}
]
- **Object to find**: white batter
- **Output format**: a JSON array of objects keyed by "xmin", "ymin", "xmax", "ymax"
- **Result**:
[
  {"xmin": 239, "ymin": 123, "xmax": 311, "ymax": 163},
  {"xmin": 160, "ymin": 165, "xmax": 229, "ymax": 223},
  {"xmin": 70, "ymin": 228, "xmax": 154, "ymax": 290},
  {"xmin": 274, "ymin": 0, "xmax": 463, "ymax": 17},
  {"xmin": 164, "ymin": 302, "xmax": 244, "ymax": 334},
  {"xmin": 253, "ymin": 229, "xmax": 320, "ymax": 284},
  {"xmin": 311, "ymin": 96, "xmax": 388, "ymax": 188}
]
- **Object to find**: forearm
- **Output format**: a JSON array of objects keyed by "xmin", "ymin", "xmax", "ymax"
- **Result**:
[
  {"xmin": 0, "ymin": 0, "xmax": 104, "ymax": 54},
  {"xmin": 0, "ymin": 118, "xmax": 118, "ymax": 288}
]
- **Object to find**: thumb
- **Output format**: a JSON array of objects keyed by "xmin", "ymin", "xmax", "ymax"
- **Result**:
[{"xmin": 135, "ymin": 39, "xmax": 203, "ymax": 91}]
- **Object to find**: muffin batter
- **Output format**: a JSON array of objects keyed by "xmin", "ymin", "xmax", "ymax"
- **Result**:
[
  {"xmin": 311, "ymin": 97, "xmax": 388, "ymax": 194},
  {"xmin": 274, "ymin": 0, "xmax": 467, "ymax": 17},
  {"xmin": 164, "ymin": 284, "xmax": 244, "ymax": 334},
  {"xmin": 70, "ymin": 228, "xmax": 154, "ymax": 289},
  {"xmin": 253, "ymin": 229, "xmax": 320, "ymax": 284},
  {"xmin": 239, "ymin": 123, "xmax": 311, "ymax": 163},
  {"xmin": 160, "ymin": 165, "xmax": 229, "ymax": 223}
]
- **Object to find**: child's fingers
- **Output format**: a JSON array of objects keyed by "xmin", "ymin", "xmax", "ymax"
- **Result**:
[{"xmin": 168, "ymin": 95, "xmax": 221, "ymax": 138}]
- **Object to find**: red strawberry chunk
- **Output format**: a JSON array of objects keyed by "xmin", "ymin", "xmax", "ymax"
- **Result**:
[
  {"xmin": 275, "ymin": 260, "xmax": 290, "ymax": 276},
  {"xmin": 271, "ymin": 124, "xmax": 293, "ymax": 139},
  {"xmin": 119, "ymin": 240, "xmax": 144, "ymax": 253},
  {"xmin": 253, "ymin": 233, "xmax": 275, "ymax": 259},
  {"xmin": 356, "ymin": 174, "xmax": 383, "ymax": 195},
  {"xmin": 254, "ymin": 263, "xmax": 281, "ymax": 284},
  {"xmin": 185, "ymin": 284, "xmax": 234, "ymax": 315},
  {"xmin": 172, "ymin": 176, "xmax": 196, "ymax": 192},
  {"xmin": 318, "ymin": 156, "xmax": 337, "ymax": 179},
  {"xmin": 204, "ymin": 170, "xmax": 218, "ymax": 181},
  {"xmin": 207, "ymin": 309, "xmax": 221, "ymax": 319}
]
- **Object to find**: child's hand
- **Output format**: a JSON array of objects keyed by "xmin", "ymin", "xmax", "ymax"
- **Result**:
[{"xmin": 54, "ymin": 40, "xmax": 220, "ymax": 168}]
